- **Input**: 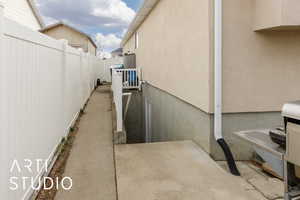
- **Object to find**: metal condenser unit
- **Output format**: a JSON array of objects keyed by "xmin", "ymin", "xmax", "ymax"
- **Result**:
[{"xmin": 282, "ymin": 101, "xmax": 300, "ymax": 200}]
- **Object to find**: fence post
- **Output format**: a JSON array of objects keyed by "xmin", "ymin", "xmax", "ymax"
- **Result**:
[
  {"xmin": 111, "ymin": 69, "xmax": 114, "ymax": 92},
  {"xmin": 0, "ymin": 2, "xmax": 8, "ymax": 198},
  {"xmin": 138, "ymin": 68, "xmax": 142, "ymax": 90},
  {"xmin": 88, "ymin": 53, "xmax": 92, "ymax": 93},
  {"xmin": 78, "ymin": 49, "xmax": 84, "ymax": 107},
  {"xmin": 60, "ymin": 39, "xmax": 68, "ymax": 136},
  {"xmin": 115, "ymin": 71, "xmax": 123, "ymax": 132},
  {"xmin": 86, "ymin": 53, "xmax": 90, "ymax": 95}
]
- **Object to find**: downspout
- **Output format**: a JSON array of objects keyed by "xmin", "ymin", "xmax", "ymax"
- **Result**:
[{"xmin": 214, "ymin": 0, "xmax": 240, "ymax": 176}]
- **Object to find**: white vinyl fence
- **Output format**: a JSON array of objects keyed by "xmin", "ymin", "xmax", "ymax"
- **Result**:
[
  {"xmin": 111, "ymin": 68, "xmax": 141, "ymax": 133},
  {"xmin": 98, "ymin": 57, "xmax": 123, "ymax": 82},
  {"xmin": 114, "ymin": 68, "xmax": 141, "ymax": 89},
  {"xmin": 111, "ymin": 70, "xmax": 123, "ymax": 132},
  {"xmin": 0, "ymin": 4, "xmax": 100, "ymax": 199}
]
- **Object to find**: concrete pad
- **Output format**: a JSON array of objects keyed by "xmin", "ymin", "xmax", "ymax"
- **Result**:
[
  {"xmin": 55, "ymin": 86, "xmax": 117, "ymax": 200},
  {"xmin": 218, "ymin": 161, "xmax": 284, "ymax": 200},
  {"xmin": 115, "ymin": 141, "xmax": 263, "ymax": 200},
  {"xmin": 248, "ymin": 178, "xmax": 284, "ymax": 199}
]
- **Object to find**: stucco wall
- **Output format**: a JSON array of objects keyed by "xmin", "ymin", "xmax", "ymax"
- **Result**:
[
  {"xmin": 254, "ymin": 0, "xmax": 300, "ymax": 30},
  {"xmin": 141, "ymin": 83, "xmax": 282, "ymax": 160},
  {"xmin": 254, "ymin": 0, "xmax": 283, "ymax": 30},
  {"xmin": 3, "ymin": 0, "xmax": 41, "ymax": 30},
  {"xmin": 283, "ymin": 0, "xmax": 300, "ymax": 25},
  {"xmin": 124, "ymin": 0, "xmax": 300, "ymax": 114},
  {"xmin": 223, "ymin": 0, "xmax": 300, "ymax": 113},
  {"xmin": 123, "ymin": 0, "xmax": 213, "ymax": 113},
  {"xmin": 43, "ymin": 25, "xmax": 96, "ymax": 55},
  {"xmin": 142, "ymin": 83, "xmax": 212, "ymax": 153},
  {"xmin": 210, "ymin": 112, "xmax": 282, "ymax": 160}
]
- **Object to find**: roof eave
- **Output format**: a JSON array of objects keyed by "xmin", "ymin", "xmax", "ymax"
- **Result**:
[
  {"xmin": 121, "ymin": 0, "xmax": 160, "ymax": 47},
  {"xmin": 27, "ymin": 0, "xmax": 45, "ymax": 28},
  {"xmin": 40, "ymin": 22, "xmax": 97, "ymax": 49}
]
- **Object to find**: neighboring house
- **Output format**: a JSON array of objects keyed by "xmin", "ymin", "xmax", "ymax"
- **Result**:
[
  {"xmin": 40, "ymin": 22, "xmax": 97, "ymax": 55},
  {"xmin": 121, "ymin": 0, "xmax": 300, "ymax": 161},
  {"xmin": 111, "ymin": 48, "xmax": 123, "ymax": 58},
  {"xmin": 2, "ymin": 0, "xmax": 44, "ymax": 30}
]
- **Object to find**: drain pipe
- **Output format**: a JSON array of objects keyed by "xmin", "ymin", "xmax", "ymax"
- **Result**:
[{"xmin": 214, "ymin": 0, "xmax": 240, "ymax": 176}]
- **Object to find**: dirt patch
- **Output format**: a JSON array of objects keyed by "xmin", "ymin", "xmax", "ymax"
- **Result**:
[{"xmin": 34, "ymin": 104, "xmax": 88, "ymax": 200}]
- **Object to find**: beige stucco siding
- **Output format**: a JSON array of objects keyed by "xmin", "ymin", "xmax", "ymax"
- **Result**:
[
  {"xmin": 124, "ymin": 0, "xmax": 213, "ymax": 113},
  {"xmin": 43, "ymin": 25, "xmax": 96, "ymax": 55},
  {"xmin": 223, "ymin": 0, "xmax": 300, "ymax": 113},
  {"xmin": 254, "ymin": 0, "xmax": 283, "ymax": 30},
  {"xmin": 254, "ymin": 0, "xmax": 300, "ymax": 31},
  {"xmin": 3, "ymin": 0, "xmax": 41, "ymax": 30}
]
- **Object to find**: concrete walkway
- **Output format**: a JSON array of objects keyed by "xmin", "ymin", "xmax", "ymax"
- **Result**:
[
  {"xmin": 54, "ymin": 85, "xmax": 282, "ymax": 200},
  {"xmin": 55, "ymin": 86, "xmax": 117, "ymax": 200},
  {"xmin": 115, "ymin": 141, "xmax": 267, "ymax": 200}
]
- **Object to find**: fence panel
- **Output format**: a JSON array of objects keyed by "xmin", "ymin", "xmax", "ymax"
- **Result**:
[
  {"xmin": 0, "ymin": 16, "xmax": 100, "ymax": 200},
  {"xmin": 65, "ymin": 47, "xmax": 82, "ymax": 131},
  {"xmin": 2, "ymin": 31, "xmax": 65, "ymax": 200},
  {"xmin": 114, "ymin": 68, "xmax": 141, "ymax": 89},
  {"xmin": 81, "ymin": 53, "xmax": 90, "ymax": 104}
]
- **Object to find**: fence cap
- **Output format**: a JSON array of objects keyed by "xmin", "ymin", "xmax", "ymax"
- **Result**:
[{"xmin": 112, "ymin": 70, "xmax": 122, "ymax": 76}]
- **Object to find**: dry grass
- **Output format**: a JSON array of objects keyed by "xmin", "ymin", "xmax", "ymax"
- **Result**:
[{"xmin": 35, "ymin": 105, "xmax": 88, "ymax": 200}]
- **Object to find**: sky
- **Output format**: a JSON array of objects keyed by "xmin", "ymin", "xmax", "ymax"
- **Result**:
[{"xmin": 36, "ymin": 0, "xmax": 142, "ymax": 57}]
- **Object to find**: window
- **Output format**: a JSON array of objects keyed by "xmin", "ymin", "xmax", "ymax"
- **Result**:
[{"xmin": 135, "ymin": 32, "xmax": 139, "ymax": 49}]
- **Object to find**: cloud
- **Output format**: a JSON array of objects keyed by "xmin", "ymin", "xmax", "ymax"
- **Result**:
[
  {"xmin": 37, "ymin": 0, "xmax": 136, "ymax": 29},
  {"xmin": 121, "ymin": 28, "xmax": 128, "ymax": 37},
  {"xmin": 37, "ymin": 0, "xmax": 134, "ymax": 58},
  {"xmin": 95, "ymin": 33, "xmax": 122, "ymax": 51},
  {"xmin": 92, "ymin": 0, "xmax": 135, "ymax": 26}
]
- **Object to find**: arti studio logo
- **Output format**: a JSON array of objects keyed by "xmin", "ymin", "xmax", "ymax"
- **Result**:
[{"xmin": 9, "ymin": 159, "xmax": 72, "ymax": 191}]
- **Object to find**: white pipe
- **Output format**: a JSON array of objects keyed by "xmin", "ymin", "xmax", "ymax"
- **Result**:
[
  {"xmin": 214, "ymin": 0, "xmax": 223, "ymax": 140},
  {"xmin": 213, "ymin": 0, "xmax": 240, "ymax": 176}
]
